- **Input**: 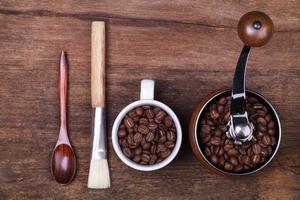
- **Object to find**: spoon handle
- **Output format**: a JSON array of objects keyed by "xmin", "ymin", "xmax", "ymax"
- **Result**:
[{"xmin": 59, "ymin": 51, "xmax": 68, "ymax": 129}]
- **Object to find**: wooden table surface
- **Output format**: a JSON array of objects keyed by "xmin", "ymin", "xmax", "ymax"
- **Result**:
[{"xmin": 0, "ymin": 1, "xmax": 299, "ymax": 199}]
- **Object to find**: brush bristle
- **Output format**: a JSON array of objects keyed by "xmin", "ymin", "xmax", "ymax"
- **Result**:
[{"xmin": 88, "ymin": 159, "xmax": 111, "ymax": 189}]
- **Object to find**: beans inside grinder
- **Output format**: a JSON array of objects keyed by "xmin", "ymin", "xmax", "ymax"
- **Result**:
[
  {"xmin": 200, "ymin": 95, "xmax": 277, "ymax": 172},
  {"xmin": 118, "ymin": 106, "xmax": 176, "ymax": 165}
]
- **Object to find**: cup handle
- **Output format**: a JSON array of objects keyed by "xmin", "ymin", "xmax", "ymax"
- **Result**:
[{"xmin": 140, "ymin": 79, "xmax": 155, "ymax": 100}]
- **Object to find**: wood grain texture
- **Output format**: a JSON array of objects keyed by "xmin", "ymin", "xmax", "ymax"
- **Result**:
[
  {"xmin": 91, "ymin": 21, "xmax": 106, "ymax": 107},
  {"xmin": 0, "ymin": 1, "xmax": 299, "ymax": 200}
]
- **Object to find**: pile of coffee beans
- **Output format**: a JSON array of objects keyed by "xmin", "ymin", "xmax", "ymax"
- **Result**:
[
  {"xmin": 200, "ymin": 95, "xmax": 277, "ymax": 172},
  {"xmin": 118, "ymin": 105, "xmax": 177, "ymax": 165}
]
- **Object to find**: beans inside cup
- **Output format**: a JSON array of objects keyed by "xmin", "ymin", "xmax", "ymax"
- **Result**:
[
  {"xmin": 199, "ymin": 95, "xmax": 278, "ymax": 172},
  {"xmin": 118, "ymin": 106, "xmax": 177, "ymax": 165}
]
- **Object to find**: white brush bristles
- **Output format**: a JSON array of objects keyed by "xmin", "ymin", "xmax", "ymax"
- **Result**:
[{"xmin": 88, "ymin": 159, "xmax": 111, "ymax": 189}]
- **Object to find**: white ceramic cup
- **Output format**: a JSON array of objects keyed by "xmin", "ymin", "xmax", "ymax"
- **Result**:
[{"xmin": 112, "ymin": 79, "xmax": 182, "ymax": 171}]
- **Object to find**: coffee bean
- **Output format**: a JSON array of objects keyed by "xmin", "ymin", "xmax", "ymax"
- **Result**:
[
  {"xmin": 145, "ymin": 131, "xmax": 155, "ymax": 142},
  {"xmin": 165, "ymin": 141, "xmax": 175, "ymax": 149},
  {"xmin": 201, "ymin": 135, "xmax": 211, "ymax": 144},
  {"xmin": 257, "ymin": 124, "xmax": 267, "ymax": 132},
  {"xmin": 121, "ymin": 139, "xmax": 128, "ymax": 148},
  {"xmin": 227, "ymin": 148, "xmax": 239, "ymax": 156},
  {"xmin": 128, "ymin": 111, "xmax": 137, "ymax": 118},
  {"xmin": 133, "ymin": 133, "xmax": 143, "ymax": 144},
  {"xmin": 159, "ymin": 123, "xmax": 168, "ymax": 132},
  {"xmin": 230, "ymin": 157, "xmax": 238, "ymax": 166},
  {"xmin": 211, "ymin": 137, "xmax": 221, "ymax": 146},
  {"xmin": 124, "ymin": 117, "xmax": 134, "ymax": 128},
  {"xmin": 257, "ymin": 117, "xmax": 267, "ymax": 126},
  {"xmin": 268, "ymin": 128, "xmax": 276, "ymax": 136},
  {"xmin": 201, "ymin": 125, "xmax": 211, "ymax": 134},
  {"xmin": 134, "ymin": 147, "xmax": 142, "ymax": 155},
  {"xmin": 271, "ymin": 136, "xmax": 276, "ymax": 146},
  {"xmin": 214, "ymin": 128, "xmax": 222, "ymax": 137},
  {"xmin": 218, "ymin": 97, "xmax": 227, "ymax": 105},
  {"xmin": 156, "ymin": 111, "xmax": 166, "ymax": 121},
  {"xmin": 157, "ymin": 143, "xmax": 167, "ymax": 153},
  {"xmin": 252, "ymin": 144, "xmax": 262, "ymax": 154},
  {"xmin": 219, "ymin": 156, "xmax": 225, "ymax": 166},
  {"xmin": 164, "ymin": 116, "xmax": 173, "ymax": 127},
  {"xmin": 149, "ymin": 154, "xmax": 157, "ymax": 164},
  {"xmin": 142, "ymin": 154, "xmax": 150, "ymax": 163},
  {"xmin": 217, "ymin": 104, "xmax": 225, "ymax": 114},
  {"xmin": 262, "ymin": 135, "xmax": 271, "ymax": 146},
  {"xmin": 242, "ymin": 155, "xmax": 251, "ymax": 165},
  {"xmin": 138, "ymin": 125, "xmax": 149, "ymax": 135},
  {"xmin": 210, "ymin": 109, "xmax": 219, "ymax": 120},
  {"xmin": 251, "ymin": 154, "xmax": 261, "ymax": 164},
  {"xmin": 167, "ymin": 131, "xmax": 176, "ymax": 141},
  {"xmin": 153, "ymin": 107, "xmax": 161, "ymax": 114},
  {"xmin": 135, "ymin": 107, "xmax": 144, "ymax": 116},
  {"xmin": 205, "ymin": 146, "xmax": 211, "ymax": 157},
  {"xmin": 133, "ymin": 155, "xmax": 141, "ymax": 162},
  {"xmin": 234, "ymin": 165, "xmax": 243, "ymax": 172},
  {"xmin": 123, "ymin": 147, "xmax": 132, "ymax": 158},
  {"xmin": 139, "ymin": 118, "xmax": 149, "ymax": 125},
  {"xmin": 261, "ymin": 148, "xmax": 268, "ymax": 156},
  {"xmin": 127, "ymin": 133, "xmax": 135, "ymax": 145},
  {"xmin": 224, "ymin": 144, "xmax": 233, "ymax": 152},
  {"xmin": 224, "ymin": 162, "xmax": 234, "ymax": 171},
  {"xmin": 145, "ymin": 109, "xmax": 155, "ymax": 119},
  {"xmin": 159, "ymin": 149, "xmax": 171, "ymax": 158},
  {"xmin": 118, "ymin": 128, "xmax": 127, "ymax": 138},
  {"xmin": 142, "ymin": 142, "xmax": 151, "ymax": 150},
  {"xmin": 148, "ymin": 122, "xmax": 158, "ymax": 130},
  {"xmin": 210, "ymin": 154, "xmax": 219, "ymax": 164}
]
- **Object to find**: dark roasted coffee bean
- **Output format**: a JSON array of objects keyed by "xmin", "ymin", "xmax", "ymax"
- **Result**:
[
  {"xmin": 159, "ymin": 149, "xmax": 171, "ymax": 158},
  {"xmin": 257, "ymin": 124, "xmax": 267, "ymax": 132},
  {"xmin": 217, "ymin": 104, "xmax": 224, "ymax": 114},
  {"xmin": 156, "ymin": 111, "xmax": 166, "ymax": 121},
  {"xmin": 149, "ymin": 154, "xmax": 157, "ymax": 164},
  {"xmin": 157, "ymin": 143, "xmax": 167, "ymax": 153},
  {"xmin": 134, "ymin": 147, "xmax": 142, "ymax": 155},
  {"xmin": 214, "ymin": 128, "xmax": 222, "ymax": 137},
  {"xmin": 257, "ymin": 131, "xmax": 265, "ymax": 138},
  {"xmin": 271, "ymin": 136, "xmax": 276, "ymax": 146},
  {"xmin": 262, "ymin": 135, "xmax": 271, "ymax": 146},
  {"xmin": 128, "ymin": 111, "xmax": 137, "ymax": 118},
  {"xmin": 133, "ymin": 155, "xmax": 141, "ymax": 162},
  {"xmin": 133, "ymin": 133, "xmax": 143, "ymax": 144},
  {"xmin": 143, "ymin": 150, "xmax": 151, "ymax": 155},
  {"xmin": 210, "ymin": 109, "xmax": 219, "ymax": 120},
  {"xmin": 133, "ymin": 116, "xmax": 139, "ymax": 122},
  {"xmin": 224, "ymin": 162, "xmax": 234, "ymax": 171},
  {"xmin": 167, "ymin": 131, "xmax": 176, "ymax": 141},
  {"xmin": 219, "ymin": 156, "xmax": 225, "ymax": 166},
  {"xmin": 242, "ymin": 155, "xmax": 251, "ymax": 165},
  {"xmin": 257, "ymin": 117, "xmax": 267, "ymax": 126},
  {"xmin": 148, "ymin": 122, "xmax": 158, "ymax": 130},
  {"xmin": 261, "ymin": 148, "xmax": 268, "ymax": 156},
  {"xmin": 268, "ymin": 128, "xmax": 276, "ymax": 136},
  {"xmin": 142, "ymin": 142, "xmax": 151, "ymax": 150},
  {"xmin": 252, "ymin": 144, "xmax": 262, "ymax": 154},
  {"xmin": 164, "ymin": 116, "xmax": 173, "ymax": 127},
  {"xmin": 124, "ymin": 117, "xmax": 134, "ymax": 128},
  {"xmin": 234, "ymin": 165, "xmax": 243, "ymax": 172},
  {"xmin": 118, "ymin": 128, "xmax": 127, "ymax": 138},
  {"xmin": 127, "ymin": 133, "xmax": 135, "ymax": 145},
  {"xmin": 258, "ymin": 140, "xmax": 267, "ymax": 148},
  {"xmin": 141, "ymin": 154, "xmax": 150, "ymax": 163},
  {"xmin": 230, "ymin": 157, "xmax": 238, "ymax": 166},
  {"xmin": 267, "ymin": 121, "xmax": 275, "ymax": 129},
  {"xmin": 139, "ymin": 118, "xmax": 149, "ymax": 125},
  {"xmin": 158, "ymin": 136, "xmax": 167, "ymax": 143},
  {"xmin": 150, "ymin": 144, "xmax": 157, "ymax": 154},
  {"xmin": 267, "ymin": 146, "xmax": 273, "ymax": 155},
  {"xmin": 153, "ymin": 107, "xmax": 161, "ymax": 114},
  {"xmin": 123, "ymin": 147, "xmax": 132, "ymax": 158},
  {"xmin": 227, "ymin": 148, "xmax": 239, "ymax": 156},
  {"xmin": 238, "ymin": 148, "xmax": 246, "ymax": 155},
  {"xmin": 201, "ymin": 135, "xmax": 211, "ymax": 144},
  {"xmin": 219, "ymin": 125, "xmax": 228, "ymax": 132},
  {"xmin": 145, "ymin": 109, "xmax": 155, "ymax": 119},
  {"xmin": 159, "ymin": 123, "xmax": 168, "ymax": 132},
  {"xmin": 121, "ymin": 139, "xmax": 129, "ymax": 148},
  {"xmin": 165, "ymin": 141, "xmax": 175, "ymax": 149},
  {"xmin": 205, "ymin": 146, "xmax": 211, "ymax": 157},
  {"xmin": 218, "ymin": 97, "xmax": 227, "ymax": 105},
  {"xmin": 210, "ymin": 154, "xmax": 218, "ymax": 164},
  {"xmin": 138, "ymin": 125, "xmax": 149, "ymax": 135},
  {"xmin": 253, "ymin": 103, "xmax": 264, "ymax": 110},
  {"xmin": 211, "ymin": 137, "xmax": 221, "ymax": 146},
  {"xmin": 251, "ymin": 154, "xmax": 261, "ymax": 164},
  {"xmin": 135, "ymin": 107, "xmax": 144, "ymax": 116},
  {"xmin": 201, "ymin": 125, "xmax": 211, "ymax": 134},
  {"xmin": 224, "ymin": 144, "xmax": 233, "ymax": 152},
  {"xmin": 145, "ymin": 131, "xmax": 155, "ymax": 142},
  {"xmin": 218, "ymin": 147, "xmax": 224, "ymax": 156}
]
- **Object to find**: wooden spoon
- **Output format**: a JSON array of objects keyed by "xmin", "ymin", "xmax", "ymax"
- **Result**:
[{"xmin": 51, "ymin": 51, "xmax": 76, "ymax": 185}]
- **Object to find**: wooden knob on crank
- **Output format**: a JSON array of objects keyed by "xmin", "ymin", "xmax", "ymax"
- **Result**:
[{"xmin": 238, "ymin": 11, "xmax": 274, "ymax": 47}]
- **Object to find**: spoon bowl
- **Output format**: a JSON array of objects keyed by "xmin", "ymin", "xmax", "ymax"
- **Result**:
[{"xmin": 51, "ymin": 144, "xmax": 76, "ymax": 184}]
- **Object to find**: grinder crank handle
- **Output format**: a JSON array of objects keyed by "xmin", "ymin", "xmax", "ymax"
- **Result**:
[
  {"xmin": 231, "ymin": 11, "xmax": 274, "ymax": 115},
  {"xmin": 229, "ymin": 11, "xmax": 274, "ymax": 144}
]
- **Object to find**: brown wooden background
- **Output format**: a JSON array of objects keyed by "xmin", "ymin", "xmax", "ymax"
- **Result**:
[{"xmin": 0, "ymin": 1, "xmax": 299, "ymax": 199}]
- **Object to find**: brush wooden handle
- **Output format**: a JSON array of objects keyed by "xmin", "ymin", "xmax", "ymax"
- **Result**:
[{"xmin": 91, "ymin": 21, "xmax": 106, "ymax": 108}]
